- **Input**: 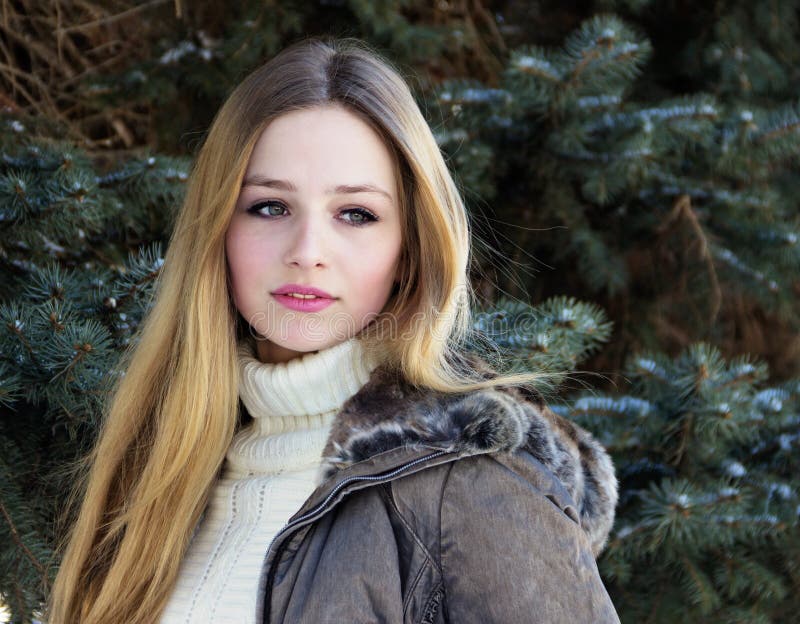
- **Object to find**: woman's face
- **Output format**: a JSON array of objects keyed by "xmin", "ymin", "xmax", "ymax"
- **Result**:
[{"xmin": 226, "ymin": 104, "xmax": 403, "ymax": 364}]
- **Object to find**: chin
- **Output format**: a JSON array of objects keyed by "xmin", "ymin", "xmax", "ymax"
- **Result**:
[{"xmin": 270, "ymin": 336, "xmax": 340, "ymax": 353}]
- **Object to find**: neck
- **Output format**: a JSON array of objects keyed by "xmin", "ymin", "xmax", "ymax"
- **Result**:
[{"xmin": 255, "ymin": 338, "xmax": 319, "ymax": 364}]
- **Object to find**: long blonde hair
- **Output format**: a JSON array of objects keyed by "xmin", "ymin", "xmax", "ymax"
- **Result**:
[{"xmin": 46, "ymin": 36, "xmax": 551, "ymax": 623}]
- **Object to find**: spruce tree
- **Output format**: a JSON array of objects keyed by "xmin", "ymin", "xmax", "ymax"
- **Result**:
[
  {"xmin": 430, "ymin": 10, "xmax": 800, "ymax": 375},
  {"xmin": 0, "ymin": 121, "xmax": 188, "ymax": 621},
  {"xmin": 564, "ymin": 344, "xmax": 799, "ymax": 622}
]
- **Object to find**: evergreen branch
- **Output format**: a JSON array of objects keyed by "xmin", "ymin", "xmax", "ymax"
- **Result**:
[
  {"xmin": 680, "ymin": 553, "xmax": 720, "ymax": 614},
  {"xmin": 645, "ymin": 586, "xmax": 664, "ymax": 624},
  {"xmin": 49, "ymin": 341, "xmax": 93, "ymax": 383},
  {"xmin": 548, "ymin": 145, "xmax": 653, "ymax": 162},
  {"xmin": 4, "ymin": 313, "xmax": 37, "ymax": 363},
  {"xmin": 562, "ymin": 17, "xmax": 651, "ymax": 87},
  {"xmin": 513, "ymin": 54, "xmax": 562, "ymax": 81},
  {"xmin": 670, "ymin": 411, "xmax": 693, "ymax": 468},
  {"xmin": 714, "ymin": 248, "xmax": 780, "ymax": 293},
  {"xmin": 582, "ymin": 101, "xmax": 718, "ymax": 134},
  {"xmin": 610, "ymin": 519, "xmax": 661, "ymax": 546},
  {"xmin": 438, "ymin": 86, "xmax": 511, "ymax": 105},
  {"xmin": 569, "ymin": 46, "xmax": 604, "ymax": 84},
  {"xmin": 0, "ymin": 171, "xmax": 35, "ymax": 221},
  {"xmin": 0, "ymin": 361, "xmax": 22, "ymax": 407},
  {"xmin": 754, "ymin": 119, "xmax": 800, "ymax": 144},
  {"xmin": 629, "ymin": 355, "xmax": 670, "ymax": 381},
  {"xmin": 571, "ymin": 395, "xmax": 654, "ymax": 417},
  {"xmin": 637, "ymin": 171, "xmax": 770, "ymax": 209},
  {"xmin": 575, "ymin": 94, "xmax": 622, "ymax": 110},
  {"xmin": 749, "ymin": 430, "xmax": 800, "ymax": 461},
  {"xmin": 0, "ymin": 500, "xmax": 47, "ymax": 579},
  {"xmin": 110, "ymin": 244, "xmax": 164, "ymax": 307},
  {"xmin": 711, "ymin": 514, "xmax": 787, "ymax": 530},
  {"xmin": 13, "ymin": 558, "xmax": 25, "ymax": 621}
]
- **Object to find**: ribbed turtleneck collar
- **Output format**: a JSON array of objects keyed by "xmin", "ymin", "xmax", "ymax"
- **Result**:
[
  {"xmin": 226, "ymin": 335, "xmax": 380, "ymax": 477},
  {"xmin": 237, "ymin": 335, "xmax": 379, "ymax": 420}
]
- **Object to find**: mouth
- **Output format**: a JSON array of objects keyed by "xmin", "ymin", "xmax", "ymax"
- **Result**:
[
  {"xmin": 280, "ymin": 293, "xmax": 329, "ymax": 299},
  {"xmin": 271, "ymin": 284, "xmax": 336, "ymax": 299},
  {"xmin": 271, "ymin": 292, "xmax": 337, "ymax": 312}
]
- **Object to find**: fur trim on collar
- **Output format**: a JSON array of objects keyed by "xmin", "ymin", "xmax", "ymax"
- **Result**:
[{"xmin": 319, "ymin": 357, "xmax": 619, "ymax": 556}]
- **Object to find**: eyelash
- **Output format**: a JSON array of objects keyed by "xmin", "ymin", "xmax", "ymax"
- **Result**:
[{"xmin": 246, "ymin": 200, "xmax": 378, "ymax": 227}]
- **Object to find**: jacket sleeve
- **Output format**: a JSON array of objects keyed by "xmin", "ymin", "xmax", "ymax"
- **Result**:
[{"xmin": 438, "ymin": 452, "xmax": 621, "ymax": 624}]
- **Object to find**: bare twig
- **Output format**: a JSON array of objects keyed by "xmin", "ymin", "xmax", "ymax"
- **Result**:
[
  {"xmin": 55, "ymin": 22, "xmax": 94, "ymax": 72},
  {"xmin": 111, "ymin": 117, "xmax": 135, "ymax": 147},
  {"xmin": 54, "ymin": 0, "xmax": 170, "ymax": 35},
  {"xmin": 469, "ymin": 0, "xmax": 507, "ymax": 54},
  {"xmin": 0, "ymin": 60, "xmax": 52, "ymax": 116},
  {"xmin": 0, "ymin": 60, "xmax": 88, "ymax": 142},
  {"xmin": 656, "ymin": 194, "xmax": 723, "ymax": 325},
  {"xmin": 0, "ymin": 21, "xmax": 78, "ymax": 79},
  {"xmin": 61, "ymin": 51, "xmax": 127, "ymax": 88}
]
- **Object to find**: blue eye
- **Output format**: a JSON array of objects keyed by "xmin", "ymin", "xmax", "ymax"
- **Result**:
[
  {"xmin": 247, "ymin": 201, "xmax": 287, "ymax": 217},
  {"xmin": 340, "ymin": 207, "xmax": 378, "ymax": 227},
  {"xmin": 246, "ymin": 202, "xmax": 378, "ymax": 227}
]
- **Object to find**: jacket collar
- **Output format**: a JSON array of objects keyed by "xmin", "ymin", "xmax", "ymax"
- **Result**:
[{"xmin": 318, "ymin": 355, "xmax": 618, "ymax": 556}]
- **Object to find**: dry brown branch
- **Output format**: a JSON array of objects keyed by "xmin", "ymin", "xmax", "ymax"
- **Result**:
[
  {"xmin": 0, "ymin": 90, "xmax": 20, "ymax": 110},
  {"xmin": 61, "ymin": 50, "xmax": 127, "ymax": 88},
  {"xmin": 55, "ymin": 24, "xmax": 94, "ymax": 72},
  {"xmin": 0, "ymin": 56, "xmax": 83, "ymax": 134},
  {"xmin": 462, "ymin": 0, "xmax": 504, "ymax": 82},
  {"xmin": 470, "ymin": 0, "xmax": 507, "ymax": 54},
  {"xmin": 651, "ymin": 313, "xmax": 692, "ymax": 348},
  {"xmin": 0, "ymin": 60, "xmax": 53, "ymax": 116},
  {"xmin": 0, "ymin": 20, "xmax": 78, "ymax": 79},
  {"xmin": 110, "ymin": 117, "xmax": 134, "ymax": 147},
  {"xmin": 656, "ymin": 194, "xmax": 723, "ymax": 326},
  {"xmin": 0, "ymin": 1, "xmax": 170, "ymax": 148},
  {"xmin": 54, "ymin": 0, "xmax": 170, "ymax": 35}
]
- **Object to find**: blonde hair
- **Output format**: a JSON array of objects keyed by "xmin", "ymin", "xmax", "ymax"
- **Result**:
[{"xmin": 46, "ymin": 36, "xmax": 551, "ymax": 623}]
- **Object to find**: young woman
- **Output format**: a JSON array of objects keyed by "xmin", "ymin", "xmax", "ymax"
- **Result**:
[{"xmin": 47, "ymin": 37, "xmax": 620, "ymax": 623}]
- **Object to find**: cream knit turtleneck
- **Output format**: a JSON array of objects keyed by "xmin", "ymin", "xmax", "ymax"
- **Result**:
[{"xmin": 160, "ymin": 335, "xmax": 379, "ymax": 624}]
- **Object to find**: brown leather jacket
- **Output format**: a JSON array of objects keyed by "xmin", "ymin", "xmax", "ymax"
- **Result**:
[{"xmin": 255, "ymin": 358, "xmax": 621, "ymax": 623}]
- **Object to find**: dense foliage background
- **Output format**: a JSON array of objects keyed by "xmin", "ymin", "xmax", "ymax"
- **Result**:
[{"xmin": 1, "ymin": 1, "xmax": 798, "ymax": 622}]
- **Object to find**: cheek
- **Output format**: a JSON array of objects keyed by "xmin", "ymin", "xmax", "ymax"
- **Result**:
[
  {"xmin": 349, "ymin": 246, "xmax": 400, "ymax": 308},
  {"xmin": 225, "ymin": 226, "xmax": 266, "ymax": 303}
]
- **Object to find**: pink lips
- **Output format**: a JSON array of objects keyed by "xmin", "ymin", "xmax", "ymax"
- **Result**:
[{"xmin": 271, "ymin": 283, "xmax": 337, "ymax": 312}]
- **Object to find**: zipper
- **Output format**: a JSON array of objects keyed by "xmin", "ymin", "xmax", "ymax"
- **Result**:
[{"xmin": 261, "ymin": 449, "xmax": 450, "ymax": 623}]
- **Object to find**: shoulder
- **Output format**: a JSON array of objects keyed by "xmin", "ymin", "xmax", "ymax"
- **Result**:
[
  {"xmin": 321, "ymin": 354, "xmax": 618, "ymax": 555},
  {"xmin": 382, "ymin": 448, "xmax": 621, "ymax": 622},
  {"xmin": 390, "ymin": 446, "xmax": 583, "ymax": 540}
]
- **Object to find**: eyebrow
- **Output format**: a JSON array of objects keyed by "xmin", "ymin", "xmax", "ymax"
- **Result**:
[{"xmin": 242, "ymin": 175, "xmax": 393, "ymax": 202}]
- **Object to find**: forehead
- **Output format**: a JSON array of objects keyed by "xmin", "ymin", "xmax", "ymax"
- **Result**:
[{"xmin": 245, "ymin": 106, "xmax": 398, "ymax": 194}]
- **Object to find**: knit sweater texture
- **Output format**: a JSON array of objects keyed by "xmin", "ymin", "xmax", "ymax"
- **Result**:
[{"xmin": 159, "ymin": 335, "xmax": 379, "ymax": 623}]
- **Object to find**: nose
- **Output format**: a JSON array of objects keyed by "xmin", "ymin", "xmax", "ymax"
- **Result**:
[{"xmin": 283, "ymin": 213, "xmax": 327, "ymax": 269}]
